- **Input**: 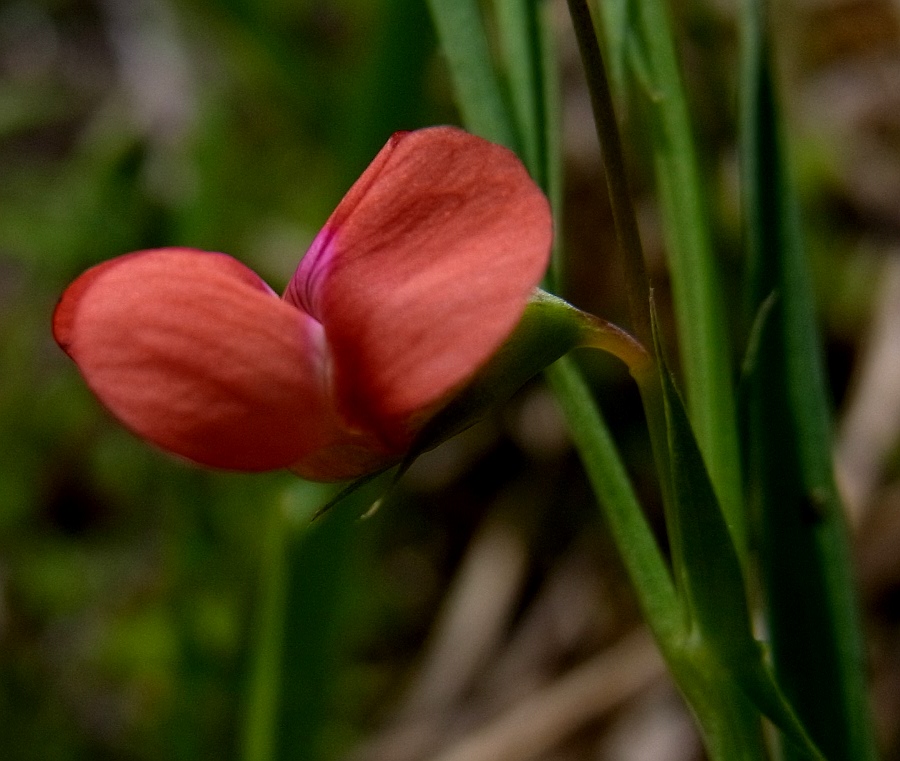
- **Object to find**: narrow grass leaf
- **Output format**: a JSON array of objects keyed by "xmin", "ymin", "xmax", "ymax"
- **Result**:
[
  {"xmin": 589, "ymin": 0, "xmax": 744, "ymax": 561},
  {"xmin": 536, "ymin": 0, "xmax": 564, "ymax": 289},
  {"xmin": 494, "ymin": 0, "xmax": 542, "ymax": 176},
  {"xmin": 427, "ymin": 0, "xmax": 517, "ymax": 149},
  {"xmin": 739, "ymin": 1, "xmax": 878, "ymax": 757},
  {"xmin": 242, "ymin": 481, "xmax": 337, "ymax": 761},
  {"xmin": 273, "ymin": 489, "xmax": 360, "ymax": 761},
  {"xmin": 652, "ymin": 312, "xmax": 827, "ymax": 760},
  {"xmin": 651, "ymin": 313, "xmax": 755, "ymax": 665}
]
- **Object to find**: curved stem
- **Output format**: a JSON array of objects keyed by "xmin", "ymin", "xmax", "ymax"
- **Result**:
[{"xmin": 578, "ymin": 314, "xmax": 652, "ymax": 376}]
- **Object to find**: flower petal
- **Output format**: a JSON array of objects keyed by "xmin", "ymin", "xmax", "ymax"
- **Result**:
[
  {"xmin": 284, "ymin": 127, "xmax": 552, "ymax": 446},
  {"xmin": 54, "ymin": 248, "xmax": 358, "ymax": 472}
]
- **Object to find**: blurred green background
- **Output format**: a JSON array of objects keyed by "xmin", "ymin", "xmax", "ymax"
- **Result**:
[
  {"xmin": 3, "ymin": 1, "xmax": 900, "ymax": 759},
  {"xmin": 0, "ymin": 1, "xmax": 450, "ymax": 757}
]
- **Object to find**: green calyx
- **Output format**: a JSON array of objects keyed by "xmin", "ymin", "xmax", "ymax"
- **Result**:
[
  {"xmin": 315, "ymin": 290, "xmax": 647, "ymax": 518},
  {"xmin": 403, "ymin": 288, "xmax": 648, "ymax": 467}
]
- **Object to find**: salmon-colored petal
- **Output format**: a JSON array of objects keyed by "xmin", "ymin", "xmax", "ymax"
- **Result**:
[
  {"xmin": 284, "ymin": 127, "xmax": 552, "ymax": 447},
  {"xmin": 54, "ymin": 248, "xmax": 354, "ymax": 472}
]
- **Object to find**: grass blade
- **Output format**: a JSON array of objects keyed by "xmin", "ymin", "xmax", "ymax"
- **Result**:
[
  {"xmin": 494, "ymin": 0, "xmax": 542, "ymax": 178},
  {"xmin": 427, "ymin": 0, "xmax": 517, "ymax": 149},
  {"xmin": 242, "ymin": 482, "xmax": 345, "ymax": 761},
  {"xmin": 589, "ymin": 0, "xmax": 745, "ymax": 560},
  {"xmin": 739, "ymin": 1, "xmax": 878, "ymax": 757}
]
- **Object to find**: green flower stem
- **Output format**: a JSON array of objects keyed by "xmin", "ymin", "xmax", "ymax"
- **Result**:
[
  {"xmin": 580, "ymin": 313, "xmax": 774, "ymax": 757},
  {"xmin": 678, "ymin": 664, "xmax": 770, "ymax": 761},
  {"xmin": 579, "ymin": 313, "xmax": 651, "ymax": 375},
  {"xmin": 575, "ymin": 321, "xmax": 677, "ymax": 577},
  {"xmin": 562, "ymin": 0, "xmax": 748, "ymax": 642},
  {"xmin": 561, "ymin": 0, "xmax": 689, "ymax": 625},
  {"xmin": 633, "ymin": 364, "xmax": 770, "ymax": 760},
  {"xmin": 548, "ymin": 357, "xmax": 769, "ymax": 760},
  {"xmin": 631, "ymin": 364, "xmax": 678, "ymax": 571},
  {"xmin": 549, "ymin": 7, "xmax": 766, "ymax": 754},
  {"xmin": 545, "ymin": 359, "xmax": 679, "ymax": 640}
]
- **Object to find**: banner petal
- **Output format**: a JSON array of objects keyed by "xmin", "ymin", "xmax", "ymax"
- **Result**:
[{"xmin": 285, "ymin": 127, "xmax": 551, "ymax": 446}]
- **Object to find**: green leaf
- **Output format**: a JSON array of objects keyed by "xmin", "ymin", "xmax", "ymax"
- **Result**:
[
  {"xmin": 593, "ymin": 0, "xmax": 629, "ymax": 96},
  {"xmin": 494, "ymin": 0, "xmax": 542, "ymax": 178},
  {"xmin": 739, "ymin": 1, "xmax": 878, "ymax": 757},
  {"xmin": 650, "ymin": 311, "xmax": 825, "ymax": 761},
  {"xmin": 652, "ymin": 323, "xmax": 754, "ymax": 663},
  {"xmin": 427, "ymin": 0, "xmax": 517, "ymax": 149},
  {"xmin": 535, "ymin": 0, "xmax": 564, "ymax": 289},
  {"xmin": 242, "ymin": 481, "xmax": 341, "ymax": 761}
]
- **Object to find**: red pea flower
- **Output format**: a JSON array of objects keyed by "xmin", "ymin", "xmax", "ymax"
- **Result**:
[{"xmin": 53, "ymin": 127, "xmax": 552, "ymax": 480}]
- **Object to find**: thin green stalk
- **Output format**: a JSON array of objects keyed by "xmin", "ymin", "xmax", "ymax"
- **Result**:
[
  {"xmin": 548, "ymin": 358, "xmax": 766, "ymax": 760},
  {"xmin": 631, "ymin": 340, "xmax": 825, "ymax": 760},
  {"xmin": 495, "ymin": 0, "xmax": 543, "ymax": 183},
  {"xmin": 632, "ymin": 364, "xmax": 679, "ymax": 585},
  {"xmin": 680, "ymin": 672, "xmax": 771, "ymax": 761},
  {"xmin": 493, "ymin": 0, "xmax": 563, "ymax": 289},
  {"xmin": 432, "ymin": 0, "xmax": 681, "ymax": 665},
  {"xmin": 536, "ymin": 0, "xmax": 564, "ymax": 290},
  {"xmin": 564, "ymin": 0, "xmax": 652, "ymax": 351},
  {"xmin": 545, "ymin": 359, "xmax": 680, "ymax": 641},
  {"xmin": 563, "ymin": 0, "xmax": 701, "ymax": 640},
  {"xmin": 562, "ymin": 8, "xmax": 775, "ymax": 754},
  {"xmin": 588, "ymin": 0, "xmax": 745, "ymax": 563},
  {"xmin": 241, "ymin": 482, "xmax": 351, "ymax": 761},
  {"xmin": 523, "ymin": 3, "xmax": 682, "ymax": 645},
  {"xmin": 242, "ymin": 500, "xmax": 289, "ymax": 761}
]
